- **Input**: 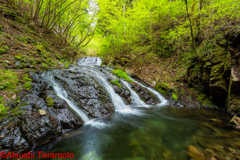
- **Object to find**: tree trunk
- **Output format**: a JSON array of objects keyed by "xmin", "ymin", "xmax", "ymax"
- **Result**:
[
  {"xmin": 184, "ymin": 0, "xmax": 200, "ymax": 59},
  {"xmin": 31, "ymin": 0, "xmax": 36, "ymax": 22}
]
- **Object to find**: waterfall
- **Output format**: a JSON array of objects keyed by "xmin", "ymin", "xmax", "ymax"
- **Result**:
[
  {"xmin": 83, "ymin": 68, "xmax": 129, "ymax": 111},
  {"xmin": 42, "ymin": 72, "xmax": 89, "ymax": 123},
  {"xmin": 78, "ymin": 57, "xmax": 102, "ymax": 66},
  {"xmin": 121, "ymin": 80, "xmax": 147, "ymax": 106},
  {"xmin": 131, "ymin": 79, "xmax": 168, "ymax": 106}
]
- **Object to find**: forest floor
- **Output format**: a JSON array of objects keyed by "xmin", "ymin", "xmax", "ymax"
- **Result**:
[
  {"xmin": 0, "ymin": 3, "xmax": 75, "ymax": 107},
  {"xmin": 123, "ymin": 55, "xmax": 217, "ymax": 108}
]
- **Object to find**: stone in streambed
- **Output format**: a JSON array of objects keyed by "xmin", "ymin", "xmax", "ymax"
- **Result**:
[
  {"xmin": 39, "ymin": 109, "xmax": 46, "ymax": 115},
  {"xmin": 229, "ymin": 116, "xmax": 240, "ymax": 129},
  {"xmin": 187, "ymin": 145, "xmax": 205, "ymax": 160}
]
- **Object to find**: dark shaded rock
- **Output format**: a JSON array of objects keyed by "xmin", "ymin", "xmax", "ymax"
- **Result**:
[{"xmin": 131, "ymin": 82, "xmax": 160, "ymax": 104}]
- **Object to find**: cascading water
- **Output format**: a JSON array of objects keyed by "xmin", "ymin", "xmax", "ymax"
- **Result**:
[
  {"xmin": 121, "ymin": 80, "xmax": 147, "ymax": 106},
  {"xmin": 82, "ymin": 68, "xmax": 130, "ymax": 111},
  {"xmin": 131, "ymin": 78, "xmax": 168, "ymax": 106},
  {"xmin": 42, "ymin": 72, "xmax": 89, "ymax": 122},
  {"xmin": 78, "ymin": 57, "xmax": 102, "ymax": 66},
  {"xmin": 29, "ymin": 58, "xmax": 239, "ymax": 160}
]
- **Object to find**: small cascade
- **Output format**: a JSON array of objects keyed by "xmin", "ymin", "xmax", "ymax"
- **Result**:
[
  {"xmin": 121, "ymin": 80, "xmax": 147, "ymax": 106},
  {"xmin": 131, "ymin": 79, "xmax": 168, "ymax": 106},
  {"xmin": 42, "ymin": 72, "xmax": 89, "ymax": 122},
  {"xmin": 83, "ymin": 68, "xmax": 129, "ymax": 111},
  {"xmin": 78, "ymin": 57, "xmax": 102, "ymax": 66}
]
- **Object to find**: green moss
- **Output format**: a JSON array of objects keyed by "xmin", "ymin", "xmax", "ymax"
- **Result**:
[
  {"xmin": 0, "ymin": 49, "xmax": 6, "ymax": 54},
  {"xmin": 0, "ymin": 104, "xmax": 9, "ymax": 115},
  {"xmin": 111, "ymin": 69, "xmax": 133, "ymax": 82},
  {"xmin": 56, "ymin": 54, "xmax": 63, "ymax": 60},
  {"xmin": 14, "ymin": 54, "xmax": 22, "ymax": 60},
  {"xmin": 0, "ymin": 25, "xmax": 3, "ymax": 32},
  {"xmin": 23, "ymin": 74, "xmax": 32, "ymax": 82},
  {"xmin": 22, "ymin": 82, "xmax": 31, "ymax": 90},
  {"xmin": 197, "ymin": 93, "xmax": 206, "ymax": 103},
  {"xmin": 154, "ymin": 84, "xmax": 168, "ymax": 95},
  {"xmin": 15, "ymin": 16, "xmax": 25, "ymax": 24},
  {"xmin": 172, "ymin": 93, "xmax": 178, "ymax": 100},
  {"xmin": 0, "ymin": 70, "xmax": 19, "ymax": 91},
  {"xmin": 41, "ymin": 63, "xmax": 48, "ymax": 70},
  {"xmin": 65, "ymin": 63, "xmax": 69, "ymax": 69},
  {"xmin": 35, "ymin": 44, "xmax": 43, "ymax": 53},
  {"xmin": 110, "ymin": 80, "xmax": 122, "ymax": 88},
  {"xmin": 10, "ymin": 106, "xmax": 24, "ymax": 117},
  {"xmin": 46, "ymin": 97, "xmax": 54, "ymax": 107},
  {"xmin": 202, "ymin": 98, "xmax": 218, "ymax": 109}
]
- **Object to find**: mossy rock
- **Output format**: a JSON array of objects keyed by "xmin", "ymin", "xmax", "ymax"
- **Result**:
[
  {"xmin": 202, "ymin": 98, "xmax": 218, "ymax": 109},
  {"xmin": 197, "ymin": 93, "xmax": 206, "ymax": 103},
  {"xmin": 111, "ymin": 69, "xmax": 133, "ymax": 82},
  {"xmin": 41, "ymin": 63, "xmax": 49, "ymax": 70},
  {"xmin": 210, "ymin": 63, "xmax": 224, "ymax": 82},
  {"xmin": 110, "ymin": 80, "xmax": 122, "ymax": 88},
  {"xmin": 15, "ymin": 16, "xmax": 25, "ymax": 24},
  {"xmin": 0, "ymin": 70, "xmax": 19, "ymax": 91},
  {"xmin": 154, "ymin": 84, "xmax": 168, "ymax": 95}
]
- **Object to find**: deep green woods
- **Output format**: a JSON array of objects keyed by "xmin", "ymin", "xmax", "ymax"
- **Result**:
[{"xmin": 0, "ymin": 0, "xmax": 240, "ymax": 159}]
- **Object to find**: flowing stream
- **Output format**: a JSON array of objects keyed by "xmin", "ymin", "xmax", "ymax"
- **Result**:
[{"xmin": 31, "ymin": 57, "xmax": 239, "ymax": 160}]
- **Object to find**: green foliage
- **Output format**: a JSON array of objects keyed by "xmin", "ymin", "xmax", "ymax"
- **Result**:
[
  {"xmin": 14, "ymin": 54, "xmax": 22, "ymax": 60},
  {"xmin": 22, "ymin": 82, "xmax": 31, "ymax": 90},
  {"xmin": 110, "ymin": 80, "xmax": 122, "ymax": 88},
  {"xmin": 111, "ymin": 70, "xmax": 133, "ymax": 82},
  {"xmin": 46, "ymin": 97, "xmax": 54, "ymax": 107},
  {"xmin": 94, "ymin": 0, "xmax": 240, "ymax": 65},
  {"xmin": 0, "ymin": 70, "xmax": 19, "ymax": 91},
  {"xmin": 172, "ymin": 93, "xmax": 178, "ymax": 100},
  {"xmin": 0, "ymin": 49, "xmax": 6, "ymax": 54}
]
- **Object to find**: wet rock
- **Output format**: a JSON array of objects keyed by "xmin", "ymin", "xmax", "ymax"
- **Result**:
[
  {"xmin": 187, "ymin": 145, "xmax": 205, "ymax": 160},
  {"xmin": 229, "ymin": 116, "xmax": 240, "ymax": 129},
  {"xmin": 131, "ymin": 82, "xmax": 160, "ymax": 104},
  {"xmin": 53, "ymin": 70, "xmax": 115, "ymax": 118},
  {"xmin": 231, "ymin": 66, "xmax": 240, "ymax": 93}
]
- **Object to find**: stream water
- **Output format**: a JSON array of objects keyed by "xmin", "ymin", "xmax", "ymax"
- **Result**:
[{"xmin": 27, "ymin": 57, "xmax": 240, "ymax": 160}]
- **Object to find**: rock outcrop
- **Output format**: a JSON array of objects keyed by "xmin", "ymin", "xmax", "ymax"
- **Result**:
[{"xmin": 187, "ymin": 30, "xmax": 240, "ymax": 113}]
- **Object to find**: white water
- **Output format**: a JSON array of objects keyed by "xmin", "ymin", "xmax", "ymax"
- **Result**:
[
  {"xmin": 121, "ymin": 80, "xmax": 147, "ymax": 106},
  {"xmin": 131, "ymin": 79, "xmax": 168, "ymax": 106},
  {"xmin": 85, "ymin": 119, "xmax": 111, "ymax": 129},
  {"xmin": 84, "ymin": 69, "xmax": 129, "ymax": 111},
  {"xmin": 78, "ymin": 57, "xmax": 102, "ymax": 66},
  {"xmin": 43, "ymin": 73, "xmax": 89, "ymax": 122}
]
